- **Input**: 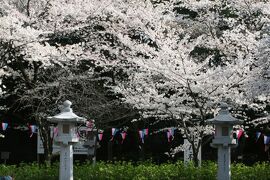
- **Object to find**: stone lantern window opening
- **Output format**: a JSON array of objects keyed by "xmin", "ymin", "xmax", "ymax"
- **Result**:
[
  {"xmin": 222, "ymin": 126, "xmax": 229, "ymax": 136},
  {"xmin": 63, "ymin": 124, "xmax": 70, "ymax": 134}
]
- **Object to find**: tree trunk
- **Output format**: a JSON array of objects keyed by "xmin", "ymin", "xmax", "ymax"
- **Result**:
[
  {"xmin": 192, "ymin": 150, "xmax": 199, "ymax": 167},
  {"xmin": 191, "ymin": 139, "xmax": 201, "ymax": 167},
  {"xmin": 37, "ymin": 117, "xmax": 53, "ymax": 166},
  {"xmin": 107, "ymin": 140, "xmax": 113, "ymax": 161}
]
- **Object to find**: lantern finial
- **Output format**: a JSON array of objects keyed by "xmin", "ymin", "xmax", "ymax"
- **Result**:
[
  {"xmin": 219, "ymin": 102, "xmax": 228, "ymax": 109},
  {"xmin": 62, "ymin": 100, "xmax": 72, "ymax": 112},
  {"xmin": 219, "ymin": 102, "xmax": 230, "ymax": 115}
]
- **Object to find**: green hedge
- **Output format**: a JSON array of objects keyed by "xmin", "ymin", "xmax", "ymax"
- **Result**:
[{"xmin": 0, "ymin": 161, "xmax": 270, "ymax": 180}]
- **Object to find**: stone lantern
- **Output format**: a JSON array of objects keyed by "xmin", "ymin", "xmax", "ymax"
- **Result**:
[
  {"xmin": 206, "ymin": 102, "xmax": 242, "ymax": 180},
  {"xmin": 48, "ymin": 100, "xmax": 86, "ymax": 180}
]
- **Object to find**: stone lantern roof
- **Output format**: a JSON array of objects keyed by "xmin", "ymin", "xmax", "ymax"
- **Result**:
[
  {"xmin": 207, "ymin": 102, "xmax": 243, "ymax": 125},
  {"xmin": 48, "ymin": 100, "xmax": 86, "ymax": 123}
]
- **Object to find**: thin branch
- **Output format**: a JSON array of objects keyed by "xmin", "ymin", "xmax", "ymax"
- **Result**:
[{"xmin": 26, "ymin": 0, "xmax": 31, "ymax": 17}]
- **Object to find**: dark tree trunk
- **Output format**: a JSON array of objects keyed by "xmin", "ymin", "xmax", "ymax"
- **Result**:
[
  {"xmin": 191, "ymin": 140, "xmax": 201, "ymax": 167},
  {"xmin": 107, "ymin": 140, "xmax": 113, "ymax": 161},
  {"xmin": 36, "ymin": 117, "xmax": 53, "ymax": 166}
]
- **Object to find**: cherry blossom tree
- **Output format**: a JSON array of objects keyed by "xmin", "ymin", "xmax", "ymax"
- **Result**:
[
  {"xmin": 0, "ymin": 0, "xmax": 69, "ymax": 163},
  {"xmin": 0, "ymin": 0, "xmax": 144, "ymax": 163},
  {"xmin": 109, "ymin": 0, "xmax": 270, "ymax": 165},
  {"xmin": 0, "ymin": 0, "xmax": 164, "ymax": 163}
]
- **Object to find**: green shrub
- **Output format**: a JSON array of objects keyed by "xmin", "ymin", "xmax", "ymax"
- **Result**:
[
  {"xmin": 0, "ymin": 161, "xmax": 269, "ymax": 180},
  {"xmin": 231, "ymin": 162, "xmax": 270, "ymax": 180}
]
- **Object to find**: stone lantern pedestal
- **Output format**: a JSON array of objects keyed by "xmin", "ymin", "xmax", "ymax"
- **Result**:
[
  {"xmin": 207, "ymin": 102, "xmax": 242, "ymax": 180},
  {"xmin": 48, "ymin": 100, "xmax": 86, "ymax": 180}
]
